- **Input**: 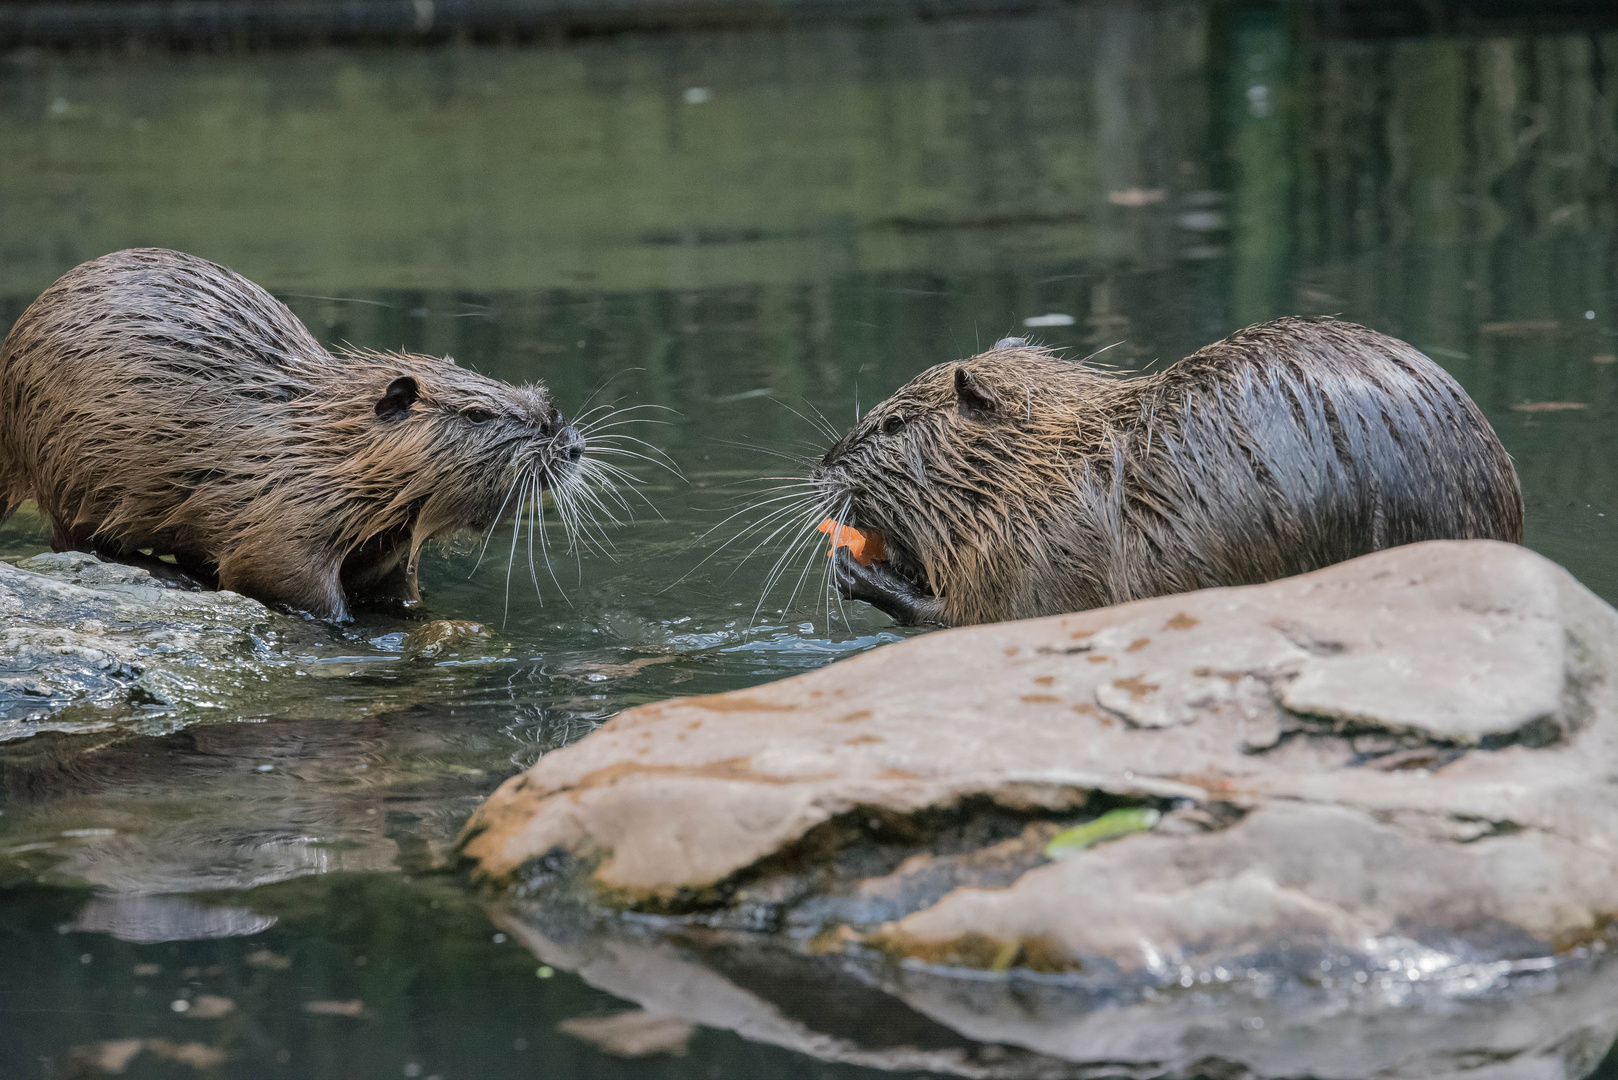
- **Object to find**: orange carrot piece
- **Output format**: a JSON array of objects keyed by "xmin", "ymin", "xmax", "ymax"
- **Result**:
[{"xmin": 817, "ymin": 519, "xmax": 887, "ymax": 566}]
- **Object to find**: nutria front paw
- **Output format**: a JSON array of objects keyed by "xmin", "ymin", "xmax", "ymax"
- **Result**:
[{"xmin": 832, "ymin": 548, "xmax": 942, "ymax": 626}]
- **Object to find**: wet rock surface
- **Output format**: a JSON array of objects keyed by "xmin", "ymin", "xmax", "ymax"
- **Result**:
[
  {"xmin": 462, "ymin": 540, "xmax": 1618, "ymax": 1080},
  {"xmin": 0, "ymin": 552, "xmax": 503, "ymax": 742},
  {"xmin": 0, "ymin": 553, "xmax": 317, "ymax": 739}
]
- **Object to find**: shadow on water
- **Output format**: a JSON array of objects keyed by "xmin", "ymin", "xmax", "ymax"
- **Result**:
[{"xmin": 2, "ymin": 2, "xmax": 1618, "ymax": 1076}]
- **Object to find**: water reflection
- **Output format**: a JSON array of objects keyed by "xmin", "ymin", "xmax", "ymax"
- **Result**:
[
  {"xmin": 69, "ymin": 896, "xmax": 279, "ymax": 944},
  {"xmin": 0, "ymin": 876, "xmax": 893, "ymax": 1080},
  {"xmin": 2, "ymin": 3, "xmax": 1618, "ymax": 1077},
  {"xmin": 496, "ymin": 900, "xmax": 1618, "ymax": 1080}
]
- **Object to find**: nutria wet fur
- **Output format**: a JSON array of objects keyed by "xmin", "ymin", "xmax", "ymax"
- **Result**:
[
  {"xmin": 813, "ymin": 318, "xmax": 1523, "ymax": 626},
  {"xmin": 0, "ymin": 248, "xmax": 586, "ymax": 621}
]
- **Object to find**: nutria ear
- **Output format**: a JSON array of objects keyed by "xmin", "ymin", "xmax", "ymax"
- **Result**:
[
  {"xmin": 992, "ymin": 336, "xmax": 1027, "ymax": 350},
  {"xmin": 375, "ymin": 375, "xmax": 419, "ymax": 420},
  {"xmin": 955, "ymin": 367, "xmax": 1000, "ymax": 420}
]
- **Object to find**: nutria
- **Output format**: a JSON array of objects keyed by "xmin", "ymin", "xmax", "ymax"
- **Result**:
[
  {"xmin": 0, "ymin": 248, "xmax": 593, "ymax": 622},
  {"xmin": 811, "ymin": 318, "xmax": 1523, "ymax": 626}
]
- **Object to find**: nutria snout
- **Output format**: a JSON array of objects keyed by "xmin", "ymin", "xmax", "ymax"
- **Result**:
[
  {"xmin": 0, "ymin": 248, "xmax": 609, "ymax": 622},
  {"xmin": 811, "ymin": 317, "xmax": 1523, "ymax": 626}
]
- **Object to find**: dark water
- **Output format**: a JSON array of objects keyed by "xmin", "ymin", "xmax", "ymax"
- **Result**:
[{"xmin": 2, "ymin": 5, "xmax": 1617, "ymax": 1077}]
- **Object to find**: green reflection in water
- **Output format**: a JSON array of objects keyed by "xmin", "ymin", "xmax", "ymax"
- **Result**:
[{"xmin": 2, "ymin": 4, "xmax": 1617, "ymax": 1076}]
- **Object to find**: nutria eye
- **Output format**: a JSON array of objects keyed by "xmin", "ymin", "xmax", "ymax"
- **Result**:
[
  {"xmin": 464, "ymin": 408, "xmax": 496, "ymax": 425},
  {"xmin": 881, "ymin": 415, "xmax": 905, "ymax": 436}
]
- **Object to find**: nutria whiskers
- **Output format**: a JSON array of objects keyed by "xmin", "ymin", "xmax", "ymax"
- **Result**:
[
  {"xmin": 808, "ymin": 318, "xmax": 1522, "ymax": 626},
  {"xmin": 0, "ymin": 248, "xmax": 633, "ymax": 621}
]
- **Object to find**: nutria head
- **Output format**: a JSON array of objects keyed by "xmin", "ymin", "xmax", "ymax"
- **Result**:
[
  {"xmin": 305, "ymin": 348, "xmax": 585, "ymax": 550},
  {"xmin": 216, "ymin": 344, "xmax": 610, "ymax": 616},
  {"xmin": 811, "ymin": 341, "xmax": 1126, "ymax": 626}
]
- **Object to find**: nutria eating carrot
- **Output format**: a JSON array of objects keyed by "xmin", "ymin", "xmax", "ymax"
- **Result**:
[
  {"xmin": 811, "ymin": 318, "xmax": 1523, "ymax": 626},
  {"xmin": 0, "ymin": 248, "xmax": 607, "ymax": 621}
]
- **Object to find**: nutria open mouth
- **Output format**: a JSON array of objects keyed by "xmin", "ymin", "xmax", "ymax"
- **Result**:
[{"xmin": 829, "ymin": 536, "xmax": 938, "ymax": 625}]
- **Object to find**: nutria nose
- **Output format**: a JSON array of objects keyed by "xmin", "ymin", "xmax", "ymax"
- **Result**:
[{"xmin": 560, "ymin": 424, "xmax": 585, "ymax": 462}]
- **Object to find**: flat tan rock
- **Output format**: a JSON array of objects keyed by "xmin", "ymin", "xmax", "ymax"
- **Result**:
[{"xmin": 461, "ymin": 540, "xmax": 1618, "ymax": 1079}]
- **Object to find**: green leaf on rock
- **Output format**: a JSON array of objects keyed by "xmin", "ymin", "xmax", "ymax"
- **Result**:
[{"xmin": 1045, "ymin": 807, "xmax": 1160, "ymax": 859}]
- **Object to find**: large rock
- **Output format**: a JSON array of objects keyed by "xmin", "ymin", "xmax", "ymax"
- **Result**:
[{"xmin": 461, "ymin": 540, "xmax": 1618, "ymax": 1079}]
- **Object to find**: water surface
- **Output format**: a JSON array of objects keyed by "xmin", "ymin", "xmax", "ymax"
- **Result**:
[{"xmin": 3, "ymin": 6, "xmax": 1617, "ymax": 1076}]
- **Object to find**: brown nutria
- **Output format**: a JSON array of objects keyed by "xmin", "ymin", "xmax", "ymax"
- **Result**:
[
  {"xmin": 0, "ymin": 248, "xmax": 596, "ymax": 622},
  {"xmin": 810, "ymin": 317, "xmax": 1523, "ymax": 626}
]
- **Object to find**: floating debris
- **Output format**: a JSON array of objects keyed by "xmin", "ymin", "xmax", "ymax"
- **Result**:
[
  {"xmin": 1511, "ymin": 401, "xmax": 1587, "ymax": 413},
  {"xmin": 245, "ymin": 950, "xmax": 291, "ymax": 970},
  {"xmin": 558, "ymin": 1010, "xmax": 694, "ymax": 1058},
  {"xmin": 183, "ymin": 995, "xmax": 235, "ymax": 1019},
  {"xmin": 1482, "ymin": 320, "xmax": 1559, "ymax": 336},
  {"xmin": 1108, "ymin": 188, "xmax": 1166, "ymax": 207}
]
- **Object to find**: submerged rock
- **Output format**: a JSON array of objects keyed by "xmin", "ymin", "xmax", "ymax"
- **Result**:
[
  {"xmin": 462, "ymin": 540, "xmax": 1618, "ymax": 1080},
  {"xmin": 0, "ymin": 552, "xmax": 322, "ymax": 739},
  {"xmin": 403, "ymin": 619, "xmax": 492, "ymax": 662}
]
